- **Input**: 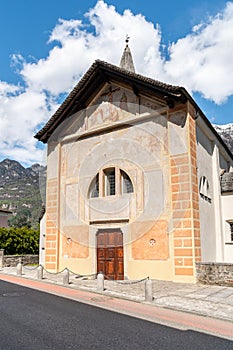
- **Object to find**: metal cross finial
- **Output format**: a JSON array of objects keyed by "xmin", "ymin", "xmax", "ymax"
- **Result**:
[{"xmin": 126, "ymin": 34, "xmax": 130, "ymax": 44}]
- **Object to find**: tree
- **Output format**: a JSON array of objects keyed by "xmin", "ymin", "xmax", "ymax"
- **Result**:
[
  {"xmin": 0, "ymin": 227, "xmax": 39, "ymax": 255},
  {"xmin": 8, "ymin": 208, "xmax": 32, "ymax": 228}
]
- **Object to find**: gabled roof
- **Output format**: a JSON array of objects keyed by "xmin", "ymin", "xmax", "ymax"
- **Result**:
[
  {"xmin": 34, "ymin": 60, "xmax": 188, "ymax": 143},
  {"xmin": 34, "ymin": 60, "xmax": 233, "ymax": 160}
]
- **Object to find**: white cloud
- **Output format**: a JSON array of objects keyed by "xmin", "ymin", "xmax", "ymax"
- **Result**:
[
  {"xmin": 0, "ymin": 88, "xmax": 50, "ymax": 164},
  {"xmin": 0, "ymin": 81, "xmax": 20, "ymax": 95},
  {"xmin": 20, "ymin": 1, "xmax": 164, "ymax": 95},
  {"xmin": 0, "ymin": 0, "xmax": 233, "ymax": 165},
  {"xmin": 164, "ymin": 1, "xmax": 233, "ymax": 104}
]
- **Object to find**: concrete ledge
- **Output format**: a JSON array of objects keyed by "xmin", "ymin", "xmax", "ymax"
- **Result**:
[
  {"xmin": 221, "ymin": 172, "xmax": 233, "ymax": 192},
  {"xmin": 196, "ymin": 262, "xmax": 233, "ymax": 285},
  {"xmin": 3, "ymin": 254, "xmax": 39, "ymax": 267}
]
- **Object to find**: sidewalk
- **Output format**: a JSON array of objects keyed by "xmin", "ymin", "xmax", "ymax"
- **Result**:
[{"xmin": 1, "ymin": 266, "xmax": 233, "ymax": 324}]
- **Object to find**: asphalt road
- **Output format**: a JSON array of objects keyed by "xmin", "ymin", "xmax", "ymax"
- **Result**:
[{"xmin": 0, "ymin": 280, "xmax": 232, "ymax": 350}]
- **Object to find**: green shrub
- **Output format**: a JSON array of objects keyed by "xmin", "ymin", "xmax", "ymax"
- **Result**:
[{"xmin": 0, "ymin": 227, "xmax": 39, "ymax": 255}]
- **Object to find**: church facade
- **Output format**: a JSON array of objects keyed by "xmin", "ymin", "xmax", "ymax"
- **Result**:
[{"xmin": 36, "ymin": 44, "xmax": 233, "ymax": 283}]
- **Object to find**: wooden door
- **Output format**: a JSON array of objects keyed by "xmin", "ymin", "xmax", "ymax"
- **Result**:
[{"xmin": 97, "ymin": 229, "xmax": 124, "ymax": 280}]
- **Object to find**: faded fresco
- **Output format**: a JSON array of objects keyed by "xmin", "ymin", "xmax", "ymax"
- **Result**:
[{"xmin": 49, "ymin": 83, "xmax": 166, "ymax": 143}]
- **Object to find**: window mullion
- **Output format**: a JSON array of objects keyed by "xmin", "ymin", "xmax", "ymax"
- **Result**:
[
  {"xmin": 115, "ymin": 167, "xmax": 121, "ymax": 196},
  {"xmin": 99, "ymin": 169, "xmax": 104, "ymax": 197}
]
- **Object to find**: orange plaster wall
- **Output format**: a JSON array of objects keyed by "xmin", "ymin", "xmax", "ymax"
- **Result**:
[
  {"xmin": 62, "ymin": 236, "xmax": 89, "ymax": 259},
  {"xmin": 188, "ymin": 108, "xmax": 201, "ymax": 263},
  {"xmin": 132, "ymin": 220, "xmax": 169, "ymax": 260},
  {"xmin": 45, "ymin": 178, "xmax": 59, "ymax": 270},
  {"xmin": 61, "ymin": 225, "xmax": 89, "ymax": 258},
  {"xmin": 170, "ymin": 104, "xmax": 201, "ymax": 277}
]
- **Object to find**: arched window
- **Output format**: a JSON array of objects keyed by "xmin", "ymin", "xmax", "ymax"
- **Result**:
[
  {"xmin": 121, "ymin": 170, "xmax": 133, "ymax": 193},
  {"xmin": 88, "ymin": 168, "xmax": 133, "ymax": 198},
  {"xmin": 89, "ymin": 174, "xmax": 99, "ymax": 198},
  {"xmin": 199, "ymin": 176, "xmax": 211, "ymax": 203}
]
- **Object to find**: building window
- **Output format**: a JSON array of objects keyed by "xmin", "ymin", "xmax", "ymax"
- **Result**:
[
  {"xmin": 226, "ymin": 221, "xmax": 233, "ymax": 242},
  {"xmin": 89, "ymin": 174, "xmax": 99, "ymax": 198},
  {"xmin": 89, "ymin": 168, "xmax": 133, "ymax": 198},
  {"xmin": 225, "ymin": 221, "xmax": 233, "ymax": 243},
  {"xmin": 105, "ymin": 168, "xmax": 116, "ymax": 196},
  {"xmin": 199, "ymin": 176, "xmax": 211, "ymax": 203},
  {"xmin": 121, "ymin": 170, "xmax": 133, "ymax": 193}
]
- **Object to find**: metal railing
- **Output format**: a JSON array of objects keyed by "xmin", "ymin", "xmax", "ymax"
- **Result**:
[{"xmin": 14, "ymin": 263, "xmax": 153, "ymax": 302}]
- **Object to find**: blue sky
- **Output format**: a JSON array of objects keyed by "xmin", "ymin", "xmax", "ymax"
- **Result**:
[{"xmin": 0, "ymin": 0, "xmax": 232, "ymax": 165}]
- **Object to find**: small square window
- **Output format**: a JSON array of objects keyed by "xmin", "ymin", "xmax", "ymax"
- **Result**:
[
  {"xmin": 230, "ymin": 223, "xmax": 233, "ymax": 242},
  {"xmin": 226, "ymin": 221, "xmax": 233, "ymax": 242}
]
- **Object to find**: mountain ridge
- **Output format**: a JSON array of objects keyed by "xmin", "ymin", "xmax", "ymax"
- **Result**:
[
  {"xmin": 213, "ymin": 123, "xmax": 233, "ymax": 154},
  {"xmin": 0, "ymin": 158, "xmax": 45, "ymax": 228}
]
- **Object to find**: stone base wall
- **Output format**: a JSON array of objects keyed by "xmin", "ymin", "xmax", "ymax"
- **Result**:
[
  {"xmin": 3, "ymin": 255, "xmax": 39, "ymax": 267},
  {"xmin": 196, "ymin": 262, "xmax": 233, "ymax": 286}
]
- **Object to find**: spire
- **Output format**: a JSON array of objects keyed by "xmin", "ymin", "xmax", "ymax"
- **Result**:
[{"xmin": 119, "ymin": 35, "xmax": 135, "ymax": 73}]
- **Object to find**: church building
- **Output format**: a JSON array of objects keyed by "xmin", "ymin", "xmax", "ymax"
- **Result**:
[{"xmin": 35, "ymin": 41, "xmax": 233, "ymax": 282}]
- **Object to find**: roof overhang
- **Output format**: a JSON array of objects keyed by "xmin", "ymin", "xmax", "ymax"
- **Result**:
[
  {"xmin": 34, "ymin": 60, "xmax": 188, "ymax": 143},
  {"xmin": 34, "ymin": 60, "xmax": 233, "ymax": 160}
]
